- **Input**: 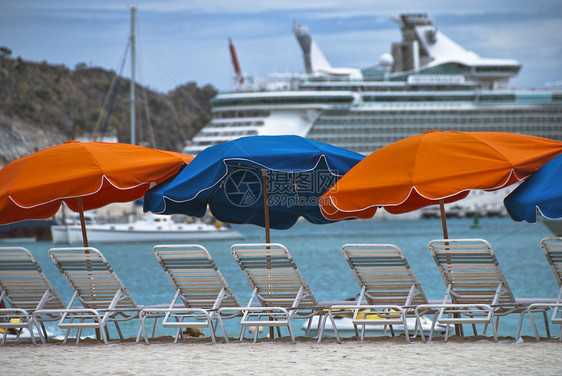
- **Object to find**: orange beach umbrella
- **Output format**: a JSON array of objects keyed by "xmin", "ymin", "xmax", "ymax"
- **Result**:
[
  {"xmin": 0, "ymin": 140, "xmax": 193, "ymax": 246},
  {"xmin": 320, "ymin": 131, "xmax": 562, "ymax": 238}
]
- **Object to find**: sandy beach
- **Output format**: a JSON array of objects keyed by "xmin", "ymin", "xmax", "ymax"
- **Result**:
[{"xmin": 2, "ymin": 335, "xmax": 561, "ymax": 375}]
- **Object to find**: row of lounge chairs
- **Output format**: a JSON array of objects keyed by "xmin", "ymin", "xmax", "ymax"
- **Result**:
[{"xmin": 1, "ymin": 238, "xmax": 561, "ymax": 345}]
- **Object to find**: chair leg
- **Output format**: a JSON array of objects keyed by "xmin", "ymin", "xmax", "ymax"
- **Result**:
[
  {"xmin": 287, "ymin": 321, "xmax": 296, "ymax": 345},
  {"xmin": 103, "ymin": 324, "xmax": 111, "ymax": 341},
  {"xmin": 139, "ymin": 313, "xmax": 151, "ymax": 344},
  {"xmin": 416, "ymin": 315, "xmax": 426, "ymax": 342},
  {"xmin": 403, "ymin": 316, "xmax": 410, "ymax": 343},
  {"xmin": 208, "ymin": 319, "xmax": 217, "ymax": 344},
  {"xmin": 428, "ymin": 313, "xmax": 439, "ymax": 342},
  {"xmin": 443, "ymin": 311, "xmax": 451, "ymax": 341},
  {"xmin": 211, "ymin": 320, "xmax": 219, "ymax": 342},
  {"xmin": 216, "ymin": 315, "xmax": 229, "ymax": 343},
  {"xmin": 494, "ymin": 316, "xmax": 500, "ymax": 340},
  {"xmin": 528, "ymin": 309, "xmax": 541, "ymax": 341},
  {"xmin": 515, "ymin": 312, "xmax": 524, "ymax": 340},
  {"xmin": 389, "ymin": 325, "xmax": 395, "ymax": 338},
  {"xmin": 492, "ymin": 315, "xmax": 498, "ymax": 342},
  {"xmin": 173, "ymin": 327, "xmax": 181, "ymax": 343},
  {"xmin": 100, "ymin": 325, "xmax": 110, "ymax": 345},
  {"xmin": 316, "ymin": 315, "xmax": 326, "ymax": 343},
  {"xmin": 360, "ymin": 324, "xmax": 366, "ymax": 340},
  {"xmin": 63, "ymin": 328, "xmax": 70, "ymax": 344},
  {"xmin": 75, "ymin": 327, "xmax": 83, "ymax": 344},
  {"xmin": 252, "ymin": 319, "xmax": 260, "ymax": 343},
  {"xmin": 353, "ymin": 323, "xmax": 359, "ymax": 338},
  {"xmin": 37, "ymin": 321, "xmax": 48, "ymax": 345},
  {"xmin": 238, "ymin": 326, "xmax": 246, "ymax": 342},
  {"xmin": 114, "ymin": 322, "xmax": 124, "ymax": 340},
  {"xmin": 542, "ymin": 310, "xmax": 551, "ymax": 338},
  {"xmin": 27, "ymin": 321, "xmax": 37, "ymax": 345},
  {"xmin": 135, "ymin": 321, "xmax": 145, "ymax": 344},
  {"xmin": 305, "ymin": 316, "xmax": 314, "ymax": 337},
  {"xmin": 104, "ymin": 324, "xmax": 112, "ymax": 341},
  {"xmin": 39, "ymin": 321, "xmax": 49, "ymax": 344},
  {"xmin": 329, "ymin": 311, "xmax": 342, "ymax": 344}
]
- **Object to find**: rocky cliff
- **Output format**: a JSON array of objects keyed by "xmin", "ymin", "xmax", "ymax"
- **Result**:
[{"xmin": 0, "ymin": 54, "xmax": 216, "ymax": 167}]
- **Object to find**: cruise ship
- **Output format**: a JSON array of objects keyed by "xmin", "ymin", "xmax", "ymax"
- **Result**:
[{"xmin": 183, "ymin": 13, "xmax": 562, "ymax": 155}]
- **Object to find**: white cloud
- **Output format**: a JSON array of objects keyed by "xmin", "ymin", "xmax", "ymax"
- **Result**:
[{"xmin": 1, "ymin": 1, "xmax": 561, "ymax": 92}]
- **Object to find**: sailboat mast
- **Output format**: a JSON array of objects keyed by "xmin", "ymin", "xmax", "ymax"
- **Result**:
[{"xmin": 130, "ymin": 7, "xmax": 136, "ymax": 145}]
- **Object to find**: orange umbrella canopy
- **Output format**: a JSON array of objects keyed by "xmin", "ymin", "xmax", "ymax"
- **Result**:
[
  {"xmin": 0, "ymin": 141, "xmax": 193, "ymax": 224},
  {"xmin": 320, "ymin": 131, "xmax": 562, "ymax": 220}
]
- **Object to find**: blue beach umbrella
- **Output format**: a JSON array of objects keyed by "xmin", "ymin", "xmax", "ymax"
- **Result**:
[
  {"xmin": 504, "ymin": 153, "xmax": 562, "ymax": 222},
  {"xmin": 143, "ymin": 135, "xmax": 366, "ymax": 242}
]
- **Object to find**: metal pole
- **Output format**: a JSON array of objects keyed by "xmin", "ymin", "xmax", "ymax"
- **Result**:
[
  {"xmin": 262, "ymin": 170, "xmax": 271, "ymax": 243},
  {"xmin": 77, "ymin": 197, "xmax": 89, "ymax": 248},
  {"xmin": 130, "ymin": 7, "xmax": 136, "ymax": 146},
  {"xmin": 77, "ymin": 197, "xmax": 98, "ymax": 338},
  {"xmin": 439, "ymin": 199, "xmax": 449, "ymax": 239}
]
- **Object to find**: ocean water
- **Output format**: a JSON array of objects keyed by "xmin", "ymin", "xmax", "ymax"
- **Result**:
[{"xmin": 20, "ymin": 216, "xmax": 559, "ymax": 341}]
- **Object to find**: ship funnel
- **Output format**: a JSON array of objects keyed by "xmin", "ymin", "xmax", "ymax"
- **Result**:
[
  {"xmin": 229, "ymin": 38, "xmax": 244, "ymax": 86},
  {"xmin": 292, "ymin": 22, "xmax": 332, "ymax": 74}
]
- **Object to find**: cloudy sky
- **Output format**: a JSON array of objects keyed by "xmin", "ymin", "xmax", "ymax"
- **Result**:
[{"xmin": 2, "ymin": 0, "xmax": 561, "ymax": 93}]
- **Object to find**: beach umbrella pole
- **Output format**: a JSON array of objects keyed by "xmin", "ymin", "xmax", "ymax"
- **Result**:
[
  {"xmin": 77, "ymin": 197, "xmax": 99, "ymax": 338},
  {"xmin": 439, "ymin": 199, "xmax": 460, "ymax": 332},
  {"xmin": 439, "ymin": 199, "xmax": 449, "ymax": 239},
  {"xmin": 261, "ymin": 169, "xmax": 275, "ymax": 339},
  {"xmin": 262, "ymin": 170, "xmax": 271, "ymax": 244},
  {"xmin": 77, "ymin": 197, "xmax": 89, "ymax": 247}
]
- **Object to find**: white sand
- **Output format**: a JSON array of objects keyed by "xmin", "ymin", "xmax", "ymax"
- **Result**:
[{"xmin": 2, "ymin": 336, "xmax": 561, "ymax": 375}]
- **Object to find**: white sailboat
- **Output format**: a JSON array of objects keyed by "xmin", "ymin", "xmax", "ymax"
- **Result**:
[{"xmin": 51, "ymin": 212, "xmax": 242, "ymax": 244}]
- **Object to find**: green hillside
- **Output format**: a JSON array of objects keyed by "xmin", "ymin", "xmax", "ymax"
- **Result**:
[{"xmin": 0, "ymin": 51, "xmax": 216, "ymax": 166}]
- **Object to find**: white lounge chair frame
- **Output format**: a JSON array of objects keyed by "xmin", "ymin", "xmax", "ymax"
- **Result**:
[
  {"xmin": 415, "ymin": 239, "xmax": 549, "ymax": 342},
  {"xmin": 46, "ymin": 247, "xmax": 146, "ymax": 345},
  {"xmin": 139, "ymin": 244, "xmax": 240, "ymax": 344},
  {"xmin": 327, "ymin": 244, "xmax": 431, "ymax": 343},
  {"xmin": 527, "ymin": 237, "xmax": 562, "ymax": 341},
  {"xmin": 0, "ymin": 247, "xmax": 65, "ymax": 345},
  {"xmin": 223, "ymin": 243, "xmax": 329, "ymax": 344}
]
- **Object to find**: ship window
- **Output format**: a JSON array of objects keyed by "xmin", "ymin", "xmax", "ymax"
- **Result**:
[{"xmin": 474, "ymin": 65, "xmax": 520, "ymax": 74}]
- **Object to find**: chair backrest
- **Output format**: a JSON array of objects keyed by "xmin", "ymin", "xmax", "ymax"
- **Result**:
[
  {"xmin": 231, "ymin": 243, "xmax": 317, "ymax": 308},
  {"xmin": 48, "ymin": 247, "xmax": 137, "ymax": 311},
  {"xmin": 0, "ymin": 247, "xmax": 65, "ymax": 311},
  {"xmin": 540, "ymin": 237, "xmax": 562, "ymax": 288},
  {"xmin": 153, "ymin": 244, "xmax": 239, "ymax": 309},
  {"xmin": 429, "ymin": 239, "xmax": 516, "ymax": 305},
  {"xmin": 342, "ymin": 244, "xmax": 428, "ymax": 307}
]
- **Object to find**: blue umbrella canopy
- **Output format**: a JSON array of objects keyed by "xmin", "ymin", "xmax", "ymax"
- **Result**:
[
  {"xmin": 144, "ymin": 135, "xmax": 365, "ymax": 230},
  {"xmin": 504, "ymin": 153, "xmax": 562, "ymax": 222}
]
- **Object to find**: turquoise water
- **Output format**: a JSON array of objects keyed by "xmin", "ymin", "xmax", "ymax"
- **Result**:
[{"xmin": 21, "ymin": 216, "xmax": 559, "ymax": 340}]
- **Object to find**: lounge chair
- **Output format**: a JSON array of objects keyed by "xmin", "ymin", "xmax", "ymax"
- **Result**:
[
  {"xmin": 138, "ymin": 244, "xmax": 240, "ymax": 344},
  {"xmin": 527, "ymin": 237, "xmax": 562, "ymax": 341},
  {"xmin": 326, "ymin": 244, "xmax": 431, "ymax": 343},
  {"xmin": 47, "ymin": 247, "xmax": 147, "ymax": 345},
  {"xmin": 415, "ymin": 239, "xmax": 549, "ymax": 341},
  {"xmin": 0, "ymin": 247, "xmax": 65, "ymax": 345},
  {"xmin": 224, "ymin": 243, "xmax": 329, "ymax": 344}
]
